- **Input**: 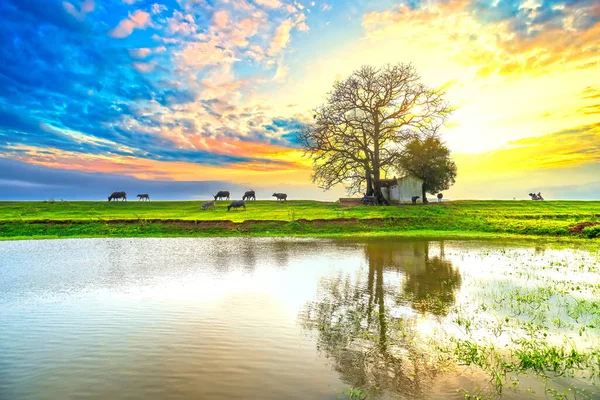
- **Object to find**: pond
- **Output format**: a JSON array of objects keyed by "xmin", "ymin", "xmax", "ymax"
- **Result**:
[{"xmin": 1, "ymin": 238, "xmax": 599, "ymax": 400}]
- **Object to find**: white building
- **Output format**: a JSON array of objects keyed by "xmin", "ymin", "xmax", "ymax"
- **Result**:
[{"xmin": 380, "ymin": 175, "xmax": 424, "ymax": 203}]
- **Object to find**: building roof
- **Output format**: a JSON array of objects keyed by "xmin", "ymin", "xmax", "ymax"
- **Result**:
[
  {"xmin": 379, "ymin": 175, "xmax": 424, "ymax": 188},
  {"xmin": 379, "ymin": 178, "xmax": 397, "ymax": 188}
]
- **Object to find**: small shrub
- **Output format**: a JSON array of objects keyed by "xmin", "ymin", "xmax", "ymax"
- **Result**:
[{"xmin": 582, "ymin": 225, "xmax": 600, "ymax": 239}]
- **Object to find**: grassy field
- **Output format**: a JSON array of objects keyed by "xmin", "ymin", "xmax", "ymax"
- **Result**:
[{"xmin": 1, "ymin": 200, "xmax": 599, "ymax": 240}]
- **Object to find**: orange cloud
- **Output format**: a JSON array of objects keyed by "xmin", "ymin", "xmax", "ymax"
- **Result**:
[
  {"xmin": 255, "ymin": 0, "xmax": 282, "ymax": 9},
  {"xmin": 1, "ymin": 145, "xmax": 311, "ymax": 183},
  {"xmin": 62, "ymin": 0, "xmax": 95, "ymax": 21},
  {"xmin": 132, "ymin": 61, "xmax": 156, "ymax": 73},
  {"xmin": 109, "ymin": 10, "xmax": 151, "ymax": 38},
  {"xmin": 213, "ymin": 10, "xmax": 230, "ymax": 29}
]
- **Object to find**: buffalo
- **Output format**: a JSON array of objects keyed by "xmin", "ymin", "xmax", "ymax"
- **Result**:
[
  {"xmin": 108, "ymin": 191, "xmax": 127, "ymax": 201},
  {"xmin": 213, "ymin": 191, "xmax": 230, "ymax": 201},
  {"xmin": 137, "ymin": 194, "xmax": 150, "ymax": 201},
  {"xmin": 411, "ymin": 195, "xmax": 420, "ymax": 205},
  {"xmin": 227, "ymin": 200, "xmax": 246, "ymax": 211},
  {"xmin": 202, "ymin": 200, "xmax": 215, "ymax": 210},
  {"xmin": 243, "ymin": 190, "xmax": 256, "ymax": 201},
  {"xmin": 272, "ymin": 193, "xmax": 287, "ymax": 201}
]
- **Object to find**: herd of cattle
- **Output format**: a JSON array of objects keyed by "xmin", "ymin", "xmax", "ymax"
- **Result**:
[{"xmin": 107, "ymin": 190, "xmax": 288, "ymax": 211}]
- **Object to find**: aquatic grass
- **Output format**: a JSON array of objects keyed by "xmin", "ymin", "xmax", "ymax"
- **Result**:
[{"xmin": 302, "ymin": 242, "xmax": 600, "ymax": 398}]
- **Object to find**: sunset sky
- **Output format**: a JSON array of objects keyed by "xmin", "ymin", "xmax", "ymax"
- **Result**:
[{"xmin": 1, "ymin": 0, "xmax": 599, "ymax": 200}]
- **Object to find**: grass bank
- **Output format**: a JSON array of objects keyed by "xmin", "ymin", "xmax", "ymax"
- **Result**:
[{"xmin": 1, "ymin": 200, "xmax": 599, "ymax": 240}]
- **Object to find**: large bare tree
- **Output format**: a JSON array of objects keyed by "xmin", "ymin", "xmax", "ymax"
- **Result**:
[{"xmin": 298, "ymin": 63, "xmax": 451, "ymax": 204}]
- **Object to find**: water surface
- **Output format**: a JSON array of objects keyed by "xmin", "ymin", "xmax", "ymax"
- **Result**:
[{"xmin": 1, "ymin": 238, "xmax": 598, "ymax": 399}]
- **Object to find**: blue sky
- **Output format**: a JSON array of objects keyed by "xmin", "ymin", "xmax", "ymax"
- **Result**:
[{"xmin": 1, "ymin": 0, "xmax": 599, "ymax": 200}]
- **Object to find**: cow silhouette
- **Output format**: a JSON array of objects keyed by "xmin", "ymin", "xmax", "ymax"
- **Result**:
[
  {"xmin": 108, "ymin": 191, "xmax": 127, "ymax": 201},
  {"xmin": 272, "ymin": 193, "xmax": 287, "ymax": 201},
  {"xmin": 243, "ymin": 190, "xmax": 256, "ymax": 201},
  {"xmin": 213, "ymin": 191, "xmax": 230, "ymax": 201},
  {"xmin": 137, "ymin": 194, "xmax": 150, "ymax": 201},
  {"xmin": 227, "ymin": 200, "xmax": 246, "ymax": 211}
]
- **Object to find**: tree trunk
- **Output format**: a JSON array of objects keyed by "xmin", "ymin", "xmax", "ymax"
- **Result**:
[
  {"xmin": 372, "ymin": 117, "xmax": 389, "ymax": 205},
  {"xmin": 365, "ymin": 168, "xmax": 374, "ymax": 196},
  {"xmin": 422, "ymin": 184, "xmax": 428, "ymax": 204},
  {"xmin": 373, "ymin": 170, "xmax": 389, "ymax": 206}
]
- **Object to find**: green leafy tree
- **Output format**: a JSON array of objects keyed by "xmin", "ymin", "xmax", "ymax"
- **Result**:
[{"xmin": 398, "ymin": 136, "xmax": 457, "ymax": 203}]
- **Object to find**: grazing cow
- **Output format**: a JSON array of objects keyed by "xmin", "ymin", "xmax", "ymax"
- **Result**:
[
  {"xmin": 213, "ymin": 190, "xmax": 230, "ymax": 201},
  {"xmin": 411, "ymin": 195, "xmax": 420, "ymax": 205},
  {"xmin": 437, "ymin": 193, "xmax": 443, "ymax": 203},
  {"xmin": 272, "ymin": 193, "xmax": 287, "ymax": 201},
  {"xmin": 137, "ymin": 194, "xmax": 150, "ymax": 201},
  {"xmin": 363, "ymin": 194, "xmax": 376, "ymax": 206},
  {"xmin": 201, "ymin": 200, "xmax": 215, "ymax": 210},
  {"xmin": 227, "ymin": 200, "xmax": 246, "ymax": 211},
  {"xmin": 243, "ymin": 190, "xmax": 256, "ymax": 201},
  {"xmin": 108, "ymin": 191, "xmax": 127, "ymax": 201}
]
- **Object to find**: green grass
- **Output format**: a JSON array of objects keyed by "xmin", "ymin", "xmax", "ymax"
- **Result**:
[{"xmin": 1, "ymin": 200, "xmax": 599, "ymax": 240}]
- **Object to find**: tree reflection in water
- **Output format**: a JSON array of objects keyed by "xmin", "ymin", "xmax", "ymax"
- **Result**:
[{"xmin": 300, "ymin": 240, "xmax": 462, "ymax": 399}]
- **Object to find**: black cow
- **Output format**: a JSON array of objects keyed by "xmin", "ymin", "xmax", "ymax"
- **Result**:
[
  {"xmin": 108, "ymin": 191, "xmax": 127, "ymax": 201},
  {"xmin": 214, "ymin": 190, "xmax": 230, "ymax": 201},
  {"xmin": 227, "ymin": 200, "xmax": 246, "ymax": 211},
  {"xmin": 243, "ymin": 190, "xmax": 256, "ymax": 201},
  {"xmin": 411, "ymin": 195, "xmax": 420, "ymax": 205},
  {"xmin": 272, "ymin": 193, "xmax": 287, "ymax": 201},
  {"xmin": 137, "ymin": 194, "xmax": 150, "ymax": 201}
]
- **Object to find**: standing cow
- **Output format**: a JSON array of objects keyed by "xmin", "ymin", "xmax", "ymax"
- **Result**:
[
  {"xmin": 272, "ymin": 193, "xmax": 287, "ymax": 201},
  {"xmin": 213, "ymin": 191, "xmax": 230, "ymax": 201},
  {"xmin": 227, "ymin": 200, "xmax": 246, "ymax": 211},
  {"xmin": 108, "ymin": 191, "xmax": 127, "ymax": 201},
  {"xmin": 411, "ymin": 196, "xmax": 420, "ymax": 205},
  {"xmin": 137, "ymin": 194, "xmax": 150, "ymax": 201},
  {"xmin": 242, "ymin": 190, "xmax": 256, "ymax": 201}
]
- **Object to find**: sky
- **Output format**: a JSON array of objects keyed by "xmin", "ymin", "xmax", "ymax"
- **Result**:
[{"xmin": 1, "ymin": 0, "xmax": 599, "ymax": 200}]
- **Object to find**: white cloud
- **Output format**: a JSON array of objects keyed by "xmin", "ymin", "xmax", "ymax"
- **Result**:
[
  {"xmin": 273, "ymin": 62, "xmax": 289, "ymax": 82},
  {"xmin": 268, "ymin": 19, "xmax": 293, "ymax": 56},
  {"xmin": 151, "ymin": 3, "xmax": 168, "ymax": 14}
]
